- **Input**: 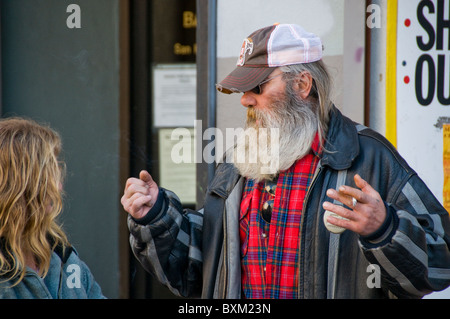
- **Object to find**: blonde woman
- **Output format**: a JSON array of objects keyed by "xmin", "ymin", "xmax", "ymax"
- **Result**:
[{"xmin": 0, "ymin": 117, "xmax": 104, "ymax": 299}]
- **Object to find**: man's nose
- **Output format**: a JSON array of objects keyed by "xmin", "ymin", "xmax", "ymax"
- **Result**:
[{"xmin": 240, "ymin": 91, "xmax": 257, "ymax": 108}]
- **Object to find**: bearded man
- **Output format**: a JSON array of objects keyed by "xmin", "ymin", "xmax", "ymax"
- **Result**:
[{"xmin": 121, "ymin": 24, "xmax": 450, "ymax": 299}]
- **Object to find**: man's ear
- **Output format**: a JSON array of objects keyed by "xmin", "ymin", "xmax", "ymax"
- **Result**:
[{"xmin": 293, "ymin": 72, "xmax": 313, "ymax": 100}]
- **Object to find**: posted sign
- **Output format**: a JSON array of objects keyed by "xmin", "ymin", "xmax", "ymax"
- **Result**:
[{"xmin": 393, "ymin": 0, "xmax": 450, "ymax": 210}]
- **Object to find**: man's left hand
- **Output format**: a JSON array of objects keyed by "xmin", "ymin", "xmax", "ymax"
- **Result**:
[{"xmin": 322, "ymin": 174, "xmax": 386, "ymax": 236}]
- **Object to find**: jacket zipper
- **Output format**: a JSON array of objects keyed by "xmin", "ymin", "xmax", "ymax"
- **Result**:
[{"xmin": 297, "ymin": 164, "xmax": 323, "ymax": 298}]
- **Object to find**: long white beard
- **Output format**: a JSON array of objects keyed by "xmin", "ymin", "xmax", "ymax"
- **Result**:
[{"xmin": 229, "ymin": 90, "xmax": 319, "ymax": 182}]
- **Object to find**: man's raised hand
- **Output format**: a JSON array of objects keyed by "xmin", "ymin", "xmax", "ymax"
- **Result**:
[{"xmin": 121, "ymin": 170, "xmax": 159, "ymax": 220}]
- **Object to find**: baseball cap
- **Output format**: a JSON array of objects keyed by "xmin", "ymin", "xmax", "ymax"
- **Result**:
[{"xmin": 216, "ymin": 23, "xmax": 323, "ymax": 94}]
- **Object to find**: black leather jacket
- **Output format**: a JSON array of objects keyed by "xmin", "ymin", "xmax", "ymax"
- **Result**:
[{"xmin": 128, "ymin": 106, "xmax": 450, "ymax": 299}]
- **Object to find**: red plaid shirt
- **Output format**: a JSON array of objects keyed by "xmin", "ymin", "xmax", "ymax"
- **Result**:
[{"xmin": 239, "ymin": 134, "xmax": 321, "ymax": 299}]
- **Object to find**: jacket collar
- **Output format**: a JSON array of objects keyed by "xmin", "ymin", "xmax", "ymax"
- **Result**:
[
  {"xmin": 320, "ymin": 105, "xmax": 360, "ymax": 170},
  {"xmin": 208, "ymin": 162, "xmax": 241, "ymax": 200}
]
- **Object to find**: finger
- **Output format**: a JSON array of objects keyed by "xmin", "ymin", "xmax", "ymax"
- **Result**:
[
  {"xmin": 354, "ymin": 174, "xmax": 380, "ymax": 199},
  {"xmin": 323, "ymin": 201, "xmax": 357, "ymax": 221},
  {"xmin": 336, "ymin": 186, "xmax": 367, "ymax": 206},
  {"xmin": 131, "ymin": 193, "xmax": 153, "ymax": 209},
  {"xmin": 125, "ymin": 177, "xmax": 147, "ymax": 191},
  {"xmin": 125, "ymin": 182, "xmax": 151, "ymax": 198},
  {"xmin": 140, "ymin": 170, "xmax": 153, "ymax": 184},
  {"xmin": 336, "ymin": 175, "xmax": 383, "ymax": 206},
  {"xmin": 123, "ymin": 192, "xmax": 152, "ymax": 214},
  {"xmin": 326, "ymin": 188, "xmax": 361, "ymax": 209},
  {"xmin": 124, "ymin": 177, "xmax": 149, "ymax": 196}
]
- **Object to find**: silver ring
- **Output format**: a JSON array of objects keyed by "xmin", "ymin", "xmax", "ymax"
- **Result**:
[{"xmin": 352, "ymin": 197, "xmax": 357, "ymax": 208}]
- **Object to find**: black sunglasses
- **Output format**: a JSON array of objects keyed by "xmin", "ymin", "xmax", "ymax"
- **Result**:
[
  {"xmin": 261, "ymin": 180, "xmax": 277, "ymax": 223},
  {"xmin": 249, "ymin": 73, "xmax": 284, "ymax": 95},
  {"xmin": 250, "ymin": 72, "xmax": 319, "ymax": 98}
]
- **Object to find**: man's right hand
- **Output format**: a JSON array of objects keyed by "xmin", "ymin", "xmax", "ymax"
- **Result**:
[{"xmin": 121, "ymin": 170, "xmax": 160, "ymax": 220}]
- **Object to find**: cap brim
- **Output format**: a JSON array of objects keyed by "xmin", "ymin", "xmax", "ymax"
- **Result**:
[{"xmin": 216, "ymin": 67, "xmax": 274, "ymax": 94}]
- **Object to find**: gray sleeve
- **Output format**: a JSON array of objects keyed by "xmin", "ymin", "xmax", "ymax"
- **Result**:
[{"xmin": 128, "ymin": 188, "xmax": 204, "ymax": 298}]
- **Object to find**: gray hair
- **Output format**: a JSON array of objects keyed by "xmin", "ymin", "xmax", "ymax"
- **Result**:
[{"xmin": 280, "ymin": 60, "xmax": 333, "ymax": 142}]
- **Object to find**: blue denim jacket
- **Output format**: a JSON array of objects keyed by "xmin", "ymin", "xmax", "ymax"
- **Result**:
[{"xmin": 0, "ymin": 247, "xmax": 105, "ymax": 299}]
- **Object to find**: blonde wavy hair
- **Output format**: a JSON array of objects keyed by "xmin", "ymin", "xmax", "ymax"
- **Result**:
[{"xmin": 0, "ymin": 117, "xmax": 69, "ymax": 285}]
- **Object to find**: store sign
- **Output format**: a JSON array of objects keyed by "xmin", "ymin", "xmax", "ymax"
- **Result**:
[
  {"xmin": 396, "ymin": 0, "xmax": 449, "ymax": 209},
  {"xmin": 414, "ymin": 0, "xmax": 450, "ymax": 106},
  {"xmin": 151, "ymin": 0, "xmax": 196, "ymax": 63}
]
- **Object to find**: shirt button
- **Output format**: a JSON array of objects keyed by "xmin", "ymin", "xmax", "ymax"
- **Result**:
[
  {"xmin": 262, "ymin": 233, "xmax": 267, "ymax": 238},
  {"xmin": 263, "ymin": 266, "xmax": 266, "ymax": 272}
]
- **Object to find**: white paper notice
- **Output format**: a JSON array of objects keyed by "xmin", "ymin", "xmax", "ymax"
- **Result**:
[
  {"xmin": 158, "ymin": 128, "xmax": 196, "ymax": 204},
  {"xmin": 153, "ymin": 64, "xmax": 196, "ymax": 127}
]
